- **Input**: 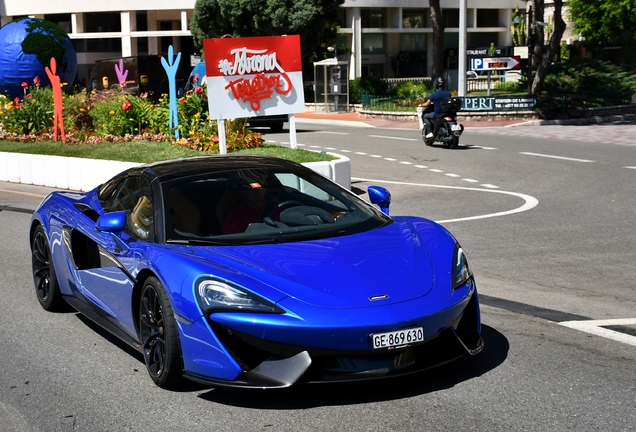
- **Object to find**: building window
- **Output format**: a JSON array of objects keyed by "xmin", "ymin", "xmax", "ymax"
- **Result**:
[
  {"xmin": 44, "ymin": 14, "xmax": 71, "ymax": 33},
  {"xmin": 362, "ymin": 34, "xmax": 385, "ymax": 54},
  {"xmin": 85, "ymin": 13, "xmax": 122, "ymax": 33},
  {"xmin": 442, "ymin": 9, "xmax": 459, "ymax": 28},
  {"xmin": 362, "ymin": 9, "xmax": 384, "ymax": 28},
  {"xmin": 402, "ymin": 9, "xmax": 425, "ymax": 29},
  {"xmin": 476, "ymin": 9, "xmax": 500, "ymax": 28},
  {"xmin": 400, "ymin": 34, "xmax": 426, "ymax": 52}
]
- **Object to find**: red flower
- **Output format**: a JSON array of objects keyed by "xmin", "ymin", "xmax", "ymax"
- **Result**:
[
  {"xmin": 194, "ymin": 86, "xmax": 203, "ymax": 95},
  {"xmin": 26, "ymin": 93, "xmax": 32, "ymax": 99},
  {"xmin": 192, "ymin": 74, "xmax": 200, "ymax": 83},
  {"xmin": 21, "ymin": 82, "xmax": 28, "ymax": 88},
  {"xmin": 13, "ymin": 97, "xmax": 22, "ymax": 109},
  {"xmin": 122, "ymin": 100, "xmax": 132, "ymax": 111},
  {"xmin": 33, "ymin": 77, "xmax": 40, "ymax": 87},
  {"xmin": 181, "ymin": 99, "xmax": 187, "ymax": 105}
]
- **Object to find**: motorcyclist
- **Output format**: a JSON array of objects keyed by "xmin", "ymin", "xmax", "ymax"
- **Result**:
[{"xmin": 420, "ymin": 77, "xmax": 451, "ymax": 138}]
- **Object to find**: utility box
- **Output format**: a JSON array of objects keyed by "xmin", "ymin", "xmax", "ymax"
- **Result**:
[{"xmin": 313, "ymin": 58, "xmax": 349, "ymax": 112}]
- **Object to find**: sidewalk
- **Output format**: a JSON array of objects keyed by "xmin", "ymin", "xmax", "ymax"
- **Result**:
[{"xmin": 294, "ymin": 111, "xmax": 532, "ymax": 130}]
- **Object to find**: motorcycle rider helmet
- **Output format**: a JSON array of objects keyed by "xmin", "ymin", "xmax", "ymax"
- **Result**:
[{"xmin": 434, "ymin": 77, "xmax": 446, "ymax": 89}]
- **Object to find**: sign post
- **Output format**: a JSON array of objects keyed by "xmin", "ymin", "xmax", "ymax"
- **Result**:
[{"xmin": 470, "ymin": 56, "xmax": 521, "ymax": 96}]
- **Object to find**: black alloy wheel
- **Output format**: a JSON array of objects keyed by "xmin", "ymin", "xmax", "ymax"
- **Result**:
[
  {"xmin": 31, "ymin": 226, "xmax": 66, "ymax": 311},
  {"xmin": 139, "ymin": 277, "xmax": 182, "ymax": 388}
]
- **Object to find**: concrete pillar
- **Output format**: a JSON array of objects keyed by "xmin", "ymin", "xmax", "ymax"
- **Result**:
[
  {"xmin": 121, "ymin": 11, "xmax": 132, "ymax": 57},
  {"xmin": 147, "ymin": 11, "xmax": 159, "ymax": 55}
]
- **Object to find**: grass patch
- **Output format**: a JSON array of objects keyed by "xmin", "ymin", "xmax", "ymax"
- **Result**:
[{"xmin": 0, "ymin": 140, "xmax": 337, "ymax": 164}]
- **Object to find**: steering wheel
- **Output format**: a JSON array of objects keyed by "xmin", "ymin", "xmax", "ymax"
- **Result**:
[{"xmin": 266, "ymin": 200, "xmax": 303, "ymax": 218}]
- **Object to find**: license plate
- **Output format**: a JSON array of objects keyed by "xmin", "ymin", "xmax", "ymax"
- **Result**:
[
  {"xmin": 450, "ymin": 124, "xmax": 462, "ymax": 131},
  {"xmin": 371, "ymin": 327, "xmax": 424, "ymax": 350}
]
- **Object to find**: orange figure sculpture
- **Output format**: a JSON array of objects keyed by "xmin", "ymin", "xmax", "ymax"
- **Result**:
[{"xmin": 44, "ymin": 57, "xmax": 66, "ymax": 142}]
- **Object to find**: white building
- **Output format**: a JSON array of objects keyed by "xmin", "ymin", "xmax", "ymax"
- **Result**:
[{"xmin": 0, "ymin": 0, "xmax": 527, "ymax": 84}]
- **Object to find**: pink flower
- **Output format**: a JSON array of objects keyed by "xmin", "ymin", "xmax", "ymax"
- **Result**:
[
  {"xmin": 120, "ymin": 81, "xmax": 127, "ymax": 88},
  {"xmin": 26, "ymin": 94, "xmax": 32, "ymax": 100},
  {"xmin": 21, "ymin": 82, "xmax": 28, "ymax": 88},
  {"xmin": 13, "ymin": 97, "xmax": 22, "ymax": 109},
  {"xmin": 33, "ymin": 77, "xmax": 40, "ymax": 87},
  {"xmin": 192, "ymin": 74, "xmax": 200, "ymax": 83},
  {"xmin": 122, "ymin": 100, "xmax": 132, "ymax": 111}
]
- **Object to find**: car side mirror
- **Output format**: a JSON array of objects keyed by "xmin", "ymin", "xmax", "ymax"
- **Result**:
[
  {"xmin": 96, "ymin": 211, "xmax": 127, "ymax": 233},
  {"xmin": 367, "ymin": 186, "xmax": 391, "ymax": 215}
]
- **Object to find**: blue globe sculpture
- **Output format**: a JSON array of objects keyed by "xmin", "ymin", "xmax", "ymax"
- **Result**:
[{"xmin": 0, "ymin": 18, "xmax": 77, "ymax": 99}]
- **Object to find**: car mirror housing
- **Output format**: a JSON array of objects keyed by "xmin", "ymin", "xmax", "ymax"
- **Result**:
[
  {"xmin": 96, "ymin": 211, "xmax": 127, "ymax": 233},
  {"xmin": 367, "ymin": 186, "xmax": 391, "ymax": 215}
]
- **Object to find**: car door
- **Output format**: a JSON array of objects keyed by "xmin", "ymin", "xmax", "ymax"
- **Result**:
[{"xmin": 68, "ymin": 176, "xmax": 155, "ymax": 341}]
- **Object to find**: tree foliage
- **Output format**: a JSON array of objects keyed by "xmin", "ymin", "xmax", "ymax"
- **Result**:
[
  {"xmin": 190, "ymin": 0, "xmax": 344, "ymax": 74},
  {"xmin": 568, "ymin": 0, "xmax": 636, "ymax": 70}
]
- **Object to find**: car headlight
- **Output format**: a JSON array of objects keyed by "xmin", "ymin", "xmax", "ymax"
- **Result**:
[
  {"xmin": 196, "ymin": 278, "xmax": 283, "ymax": 314},
  {"xmin": 452, "ymin": 246, "xmax": 473, "ymax": 289}
]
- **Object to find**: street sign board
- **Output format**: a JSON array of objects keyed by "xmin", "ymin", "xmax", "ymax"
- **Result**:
[{"xmin": 470, "ymin": 56, "xmax": 521, "ymax": 71}]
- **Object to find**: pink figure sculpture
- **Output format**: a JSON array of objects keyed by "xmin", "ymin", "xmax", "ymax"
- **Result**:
[{"xmin": 44, "ymin": 57, "xmax": 66, "ymax": 142}]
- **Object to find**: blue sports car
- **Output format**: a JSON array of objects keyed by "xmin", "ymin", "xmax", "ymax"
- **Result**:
[{"xmin": 30, "ymin": 155, "xmax": 484, "ymax": 389}]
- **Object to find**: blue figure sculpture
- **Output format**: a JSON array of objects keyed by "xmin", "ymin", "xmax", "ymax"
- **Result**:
[{"xmin": 161, "ymin": 45, "xmax": 182, "ymax": 139}]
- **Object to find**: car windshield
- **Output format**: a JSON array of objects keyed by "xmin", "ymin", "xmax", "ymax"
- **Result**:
[{"xmin": 162, "ymin": 166, "xmax": 391, "ymax": 245}]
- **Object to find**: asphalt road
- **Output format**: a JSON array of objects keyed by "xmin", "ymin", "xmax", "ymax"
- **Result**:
[{"xmin": 1, "ymin": 121, "xmax": 635, "ymax": 431}]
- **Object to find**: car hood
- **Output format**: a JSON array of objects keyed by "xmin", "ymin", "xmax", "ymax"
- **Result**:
[{"xmin": 191, "ymin": 221, "xmax": 435, "ymax": 309}]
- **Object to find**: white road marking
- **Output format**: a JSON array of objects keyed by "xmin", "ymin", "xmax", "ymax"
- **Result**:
[
  {"xmin": 384, "ymin": 158, "xmax": 397, "ymax": 161},
  {"xmin": 355, "ymin": 152, "xmax": 367, "ymax": 155},
  {"xmin": 481, "ymin": 184, "xmax": 500, "ymax": 189},
  {"xmin": 414, "ymin": 165, "xmax": 428, "ymax": 168},
  {"xmin": 325, "ymin": 147, "xmax": 337, "ymax": 150},
  {"xmin": 369, "ymin": 155, "xmax": 383, "ymax": 158},
  {"xmin": 351, "ymin": 177, "xmax": 538, "ymax": 224},
  {"xmin": 317, "ymin": 131, "xmax": 348, "ymax": 135},
  {"xmin": 445, "ymin": 173, "xmax": 460, "ymax": 178},
  {"xmin": 400, "ymin": 161, "xmax": 413, "ymax": 165},
  {"xmin": 340, "ymin": 149, "xmax": 351, "ymax": 153},
  {"xmin": 520, "ymin": 152, "xmax": 595, "ymax": 163},
  {"xmin": 624, "ymin": 166, "xmax": 636, "ymax": 170},
  {"xmin": 559, "ymin": 318, "xmax": 636, "ymax": 347},
  {"xmin": 467, "ymin": 145, "xmax": 498, "ymax": 150},
  {"xmin": 463, "ymin": 179, "xmax": 479, "ymax": 183},
  {"xmin": 429, "ymin": 169, "xmax": 444, "ymax": 173},
  {"xmin": 309, "ymin": 145, "xmax": 321, "ymax": 148},
  {"xmin": 369, "ymin": 135, "xmax": 418, "ymax": 141}
]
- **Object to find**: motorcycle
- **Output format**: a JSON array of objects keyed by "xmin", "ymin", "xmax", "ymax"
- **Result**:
[{"xmin": 420, "ymin": 97, "xmax": 464, "ymax": 149}]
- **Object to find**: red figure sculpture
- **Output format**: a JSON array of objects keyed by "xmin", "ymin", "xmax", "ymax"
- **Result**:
[{"xmin": 44, "ymin": 57, "xmax": 66, "ymax": 142}]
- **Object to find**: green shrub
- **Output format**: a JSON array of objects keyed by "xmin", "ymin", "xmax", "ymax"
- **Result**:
[
  {"xmin": 394, "ymin": 81, "xmax": 430, "ymax": 99},
  {"xmin": 542, "ymin": 58, "xmax": 634, "ymax": 105},
  {"xmin": 350, "ymin": 76, "xmax": 392, "ymax": 103}
]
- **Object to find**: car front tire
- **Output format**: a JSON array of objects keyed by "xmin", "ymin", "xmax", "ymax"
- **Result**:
[
  {"xmin": 139, "ymin": 277, "xmax": 183, "ymax": 389},
  {"xmin": 31, "ymin": 225, "xmax": 66, "ymax": 311}
]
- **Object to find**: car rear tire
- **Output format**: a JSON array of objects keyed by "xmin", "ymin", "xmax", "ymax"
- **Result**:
[
  {"xmin": 31, "ymin": 225, "xmax": 66, "ymax": 312},
  {"xmin": 139, "ymin": 277, "xmax": 183, "ymax": 389},
  {"xmin": 270, "ymin": 122, "xmax": 284, "ymax": 132}
]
